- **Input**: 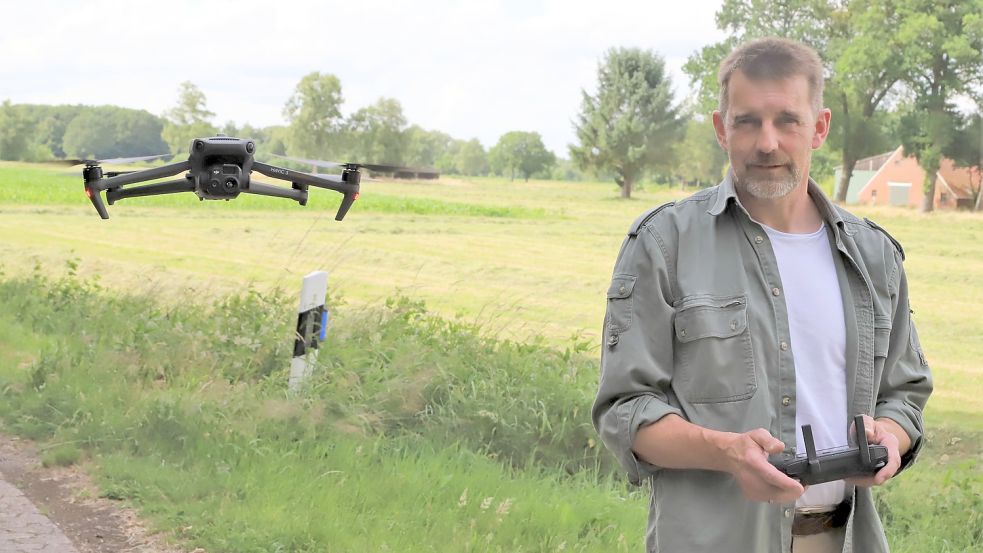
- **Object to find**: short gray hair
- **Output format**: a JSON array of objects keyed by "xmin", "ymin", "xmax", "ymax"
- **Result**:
[{"xmin": 718, "ymin": 37, "xmax": 824, "ymax": 117}]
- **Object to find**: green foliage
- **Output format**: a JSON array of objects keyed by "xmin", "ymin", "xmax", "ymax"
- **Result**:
[
  {"xmin": 32, "ymin": 105, "xmax": 84, "ymax": 158},
  {"xmin": 0, "ymin": 269, "xmax": 639, "ymax": 551},
  {"xmin": 489, "ymin": 131, "xmax": 555, "ymax": 182},
  {"xmin": 41, "ymin": 444, "xmax": 82, "ymax": 468},
  {"xmin": 0, "ymin": 258, "xmax": 979, "ymax": 551},
  {"xmin": 455, "ymin": 138, "xmax": 490, "ymax": 176},
  {"xmin": 62, "ymin": 106, "xmax": 168, "ymax": 160},
  {"xmin": 570, "ymin": 48, "xmax": 684, "ymax": 198},
  {"xmin": 161, "ymin": 82, "xmax": 218, "ymax": 155},
  {"xmin": 404, "ymin": 125, "xmax": 453, "ymax": 168},
  {"xmin": 682, "ymin": 0, "xmax": 834, "ymax": 115},
  {"xmin": 0, "ymin": 100, "xmax": 39, "ymax": 161},
  {"xmin": 283, "ymin": 72, "xmax": 345, "ymax": 160},
  {"xmin": 344, "ymin": 97, "xmax": 408, "ymax": 165},
  {"xmin": 893, "ymin": 0, "xmax": 983, "ymax": 210},
  {"xmin": 675, "ymin": 118, "xmax": 727, "ymax": 187}
]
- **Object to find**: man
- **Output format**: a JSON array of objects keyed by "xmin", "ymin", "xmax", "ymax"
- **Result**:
[{"xmin": 592, "ymin": 37, "xmax": 932, "ymax": 553}]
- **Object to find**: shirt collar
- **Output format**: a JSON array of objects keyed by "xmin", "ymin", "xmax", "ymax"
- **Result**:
[{"xmin": 707, "ymin": 170, "xmax": 846, "ymax": 230}]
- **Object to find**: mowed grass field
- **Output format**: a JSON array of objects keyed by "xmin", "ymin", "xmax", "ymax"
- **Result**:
[
  {"xmin": 1, "ymin": 161, "xmax": 980, "ymax": 424},
  {"xmin": 0, "ymin": 161, "xmax": 980, "ymax": 551}
]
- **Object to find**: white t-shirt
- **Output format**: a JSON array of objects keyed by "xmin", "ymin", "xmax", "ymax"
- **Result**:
[{"xmin": 762, "ymin": 223, "xmax": 848, "ymax": 508}]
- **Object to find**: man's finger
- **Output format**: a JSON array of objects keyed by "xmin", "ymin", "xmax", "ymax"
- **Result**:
[
  {"xmin": 747, "ymin": 428, "xmax": 785, "ymax": 454},
  {"xmin": 759, "ymin": 462, "xmax": 804, "ymax": 492}
]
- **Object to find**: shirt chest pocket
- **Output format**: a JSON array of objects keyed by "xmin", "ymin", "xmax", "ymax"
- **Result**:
[{"xmin": 673, "ymin": 295, "xmax": 757, "ymax": 404}]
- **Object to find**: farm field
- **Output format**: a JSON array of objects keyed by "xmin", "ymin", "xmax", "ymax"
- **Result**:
[{"xmin": 0, "ymin": 161, "xmax": 980, "ymax": 551}]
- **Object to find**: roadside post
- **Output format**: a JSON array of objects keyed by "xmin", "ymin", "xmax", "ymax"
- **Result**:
[{"xmin": 289, "ymin": 270, "xmax": 329, "ymax": 392}]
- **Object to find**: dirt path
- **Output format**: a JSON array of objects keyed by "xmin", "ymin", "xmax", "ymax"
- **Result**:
[{"xmin": 0, "ymin": 434, "xmax": 188, "ymax": 553}]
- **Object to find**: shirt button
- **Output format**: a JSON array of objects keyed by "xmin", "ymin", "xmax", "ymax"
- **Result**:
[
  {"xmin": 680, "ymin": 329, "xmax": 687, "ymax": 337},
  {"xmin": 782, "ymin": 396, "xmax": 791, "ymax": 406},
  {"xmin": 607, "ymin": 334, "xmax": 619, "ymax": 347},
  {"xmin": 730, "ymin": 320, "xmax": 738, "ymax": 330},
  {"xmin": 780, "ymin": 342, "xmax": 789, "ymax": 351},
  {"xmin": 619, "ymin": 285, "xmax": 627, "ymax": 295},
  {"xmin": 755, "ymin": 235, "xmax": 764, "ymax": 244},
  {"xmin": 772, "ymin": 287, "xmax": 781, "ymax": 297},
  {"xmin": 784, "ymin": 508, "xmax": 793, "ymax": 518}
]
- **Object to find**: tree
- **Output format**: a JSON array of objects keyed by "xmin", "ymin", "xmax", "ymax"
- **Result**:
[
  {"xmin": 30, "ymin": 104, "xmax": 84, "ymax": 159},
  {"xmin": 675, "ymin": 118, "xmax": 728, "ymax": 187},
  {"xmin": 63, "ymin": 106, "xmax": 166, "ymax": 160},
  {"xmin": 404, "ymin": 125, "xmax": 453, "ymax": 168},
  {"xmin": 0, "ymin": 100, "xmax": 35, "ymax": 161},
  {"xmin": 894, "ymin": 0, "xmax": 983, "ymax": 212},
  {"xmin": 162, "ymin": 81, "xmax": 217, "ymax": 154},
  {"xmin": 489, "ymin": 131, "xmax": 555, "ymax": 181},
  {"xmin": 945, "ymin": 110, "xmax": 983, "ymax": 210},
  {"xmin": 283, "ymin": 72, "xmax": 344, "ymax": 160},
  {"xmin": 345, "ymin": 97, "xmax": 408, "ymax": 165},
  {"xmin": 571, "ymin": 48, "xmax": 684, "ymax": 198},
  {"xmin": 455, "ymin": 138, "xmax": 489, "ymax": 176},
  {"xmin": 826, "ymin": 1, "xmax": 907, "ymax": 202}
]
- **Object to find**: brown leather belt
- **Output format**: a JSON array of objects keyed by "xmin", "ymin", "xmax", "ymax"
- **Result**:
[{"xmin": 792, "ymin": 499, "xmax": 852, "ymax": 536}]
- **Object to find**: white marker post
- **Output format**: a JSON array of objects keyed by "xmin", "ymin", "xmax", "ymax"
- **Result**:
[{"xmin": 289, "ymin": 270, "xmax": 329, "ymax": 392}]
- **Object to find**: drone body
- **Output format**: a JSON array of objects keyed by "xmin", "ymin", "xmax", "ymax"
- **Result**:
[{"xmin": 75, "ymin": 136, "xmax": 374, "ymax": 220}]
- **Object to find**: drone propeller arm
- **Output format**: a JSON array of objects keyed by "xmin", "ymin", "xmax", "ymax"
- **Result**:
[
  {"xmin": 252, "ymin": 161, "xmax": 359, "ymax": 221},
  {"xmin": 90, "ymin": 159, "xmax": 191, "ymax": 191},
  {"xmin": 243, "ymin": 181, "xmax": 308, "ymax": 203},
  {"xmin": 105, "ymin": 179, "xmax": 196, "ymax": 205}
]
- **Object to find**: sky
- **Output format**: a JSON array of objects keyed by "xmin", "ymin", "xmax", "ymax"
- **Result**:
[{"xmin": 3, "ymin": 0, "xmax": 726, "ymax": 156}]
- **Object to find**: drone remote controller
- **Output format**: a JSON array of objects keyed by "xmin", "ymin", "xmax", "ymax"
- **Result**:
[{"xmin": 769, "ymin": 415, "xmax": 888, "ymax": 485}]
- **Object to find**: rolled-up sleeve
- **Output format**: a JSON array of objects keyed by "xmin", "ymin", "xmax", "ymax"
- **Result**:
[
  {"xmin": 592, "ymin": 225, "xmax": 682, "ymax": 485},
  {"xmin": 875, "ymin": 251, "xmax": 933, "ymax": 472}
]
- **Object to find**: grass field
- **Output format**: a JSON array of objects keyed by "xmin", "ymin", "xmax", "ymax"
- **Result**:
[{"xmin": 0, "ymin": 161, "xmax": 980, "ymax": 551}]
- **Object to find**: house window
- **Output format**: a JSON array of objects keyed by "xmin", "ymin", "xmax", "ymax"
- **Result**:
[{"xmin": 941, "ymin": 192, "xmax": 949, "ymax": 204}]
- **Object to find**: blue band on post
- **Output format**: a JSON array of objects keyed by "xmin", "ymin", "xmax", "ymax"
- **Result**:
[{"xmin": 319, "ymin": 308, "xmax": 329, "ymax": 341}]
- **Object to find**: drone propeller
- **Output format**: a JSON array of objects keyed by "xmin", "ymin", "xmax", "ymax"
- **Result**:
[
  {"xmin": 267, "ymin": 153, "xmax": 434, "ymax": 174},
  {"xmin": 54, "ymin": 153, "xmax": 174, "ymax": 167}
]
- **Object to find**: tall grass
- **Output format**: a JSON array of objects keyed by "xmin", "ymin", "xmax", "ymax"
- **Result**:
[{"xmin": 0, "ymin": 266, "xmax": 978, "ymax": 552}]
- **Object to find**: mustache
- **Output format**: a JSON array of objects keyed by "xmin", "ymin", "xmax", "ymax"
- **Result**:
[{"xmin": 747, "ymin": 155, "xmax": 792, "ymax": 166}]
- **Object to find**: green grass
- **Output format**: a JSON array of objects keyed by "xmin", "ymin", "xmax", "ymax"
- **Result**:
[{"xmin": 0, "ymin": 162, "xmax": 980, "ymax": 551}]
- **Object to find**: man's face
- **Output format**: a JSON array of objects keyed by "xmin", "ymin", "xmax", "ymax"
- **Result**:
[{"xmin": 712, "ymin": 71, "xmax": 830, "ymax": 200}]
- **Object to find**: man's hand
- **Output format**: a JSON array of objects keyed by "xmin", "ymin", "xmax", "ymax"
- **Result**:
[
  {"xmin": 721, "ymin": 428, "xmax": 805, "ymax": 503},
  {"xmin": 846, "ymin": 415, "xmax": 904, "ymax": 487}
]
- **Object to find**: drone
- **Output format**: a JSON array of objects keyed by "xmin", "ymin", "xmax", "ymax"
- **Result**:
[{"xmin": 61, "ymin": 136, "xmax": 434, "ymax": 220}]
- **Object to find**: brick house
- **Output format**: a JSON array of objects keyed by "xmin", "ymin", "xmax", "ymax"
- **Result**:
[{"xmin": 834, "ymin": 146, "xmax": 979, "ymax": 209}]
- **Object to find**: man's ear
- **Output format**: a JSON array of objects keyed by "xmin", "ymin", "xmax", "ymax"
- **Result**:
[
  {"xmin": 712, "ymin": 111, "xmax": 728, "ymax": 150},
  {"xmin": 812, "ymin": 108, "xmax": 832, "ymax": 149}
]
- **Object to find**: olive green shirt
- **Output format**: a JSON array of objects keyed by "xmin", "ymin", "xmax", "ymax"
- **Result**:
[{"xmin": 592, "ymin": 174, "xmax": 932, "ymax": 552}]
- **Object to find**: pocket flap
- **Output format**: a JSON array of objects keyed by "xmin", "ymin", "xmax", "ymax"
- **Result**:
[
  {"xmin": 674, "ymin": 296, "xmax": 747, "ymax": 343},
  {"xmin": 607, "ymin": 275, "xmax": 637, "ymax": 299}
]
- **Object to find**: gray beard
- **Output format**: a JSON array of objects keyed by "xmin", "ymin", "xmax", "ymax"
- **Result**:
[{"xmin": 736, "ymin": 165, "xmax": 802, "ymax": 199}]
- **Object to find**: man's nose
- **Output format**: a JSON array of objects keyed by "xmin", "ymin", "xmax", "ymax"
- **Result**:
[{"xmin": 756, "ymin": 122, "xmax": 779, "ymax": 153}]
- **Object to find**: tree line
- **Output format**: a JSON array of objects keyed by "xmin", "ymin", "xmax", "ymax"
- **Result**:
[
  {"xmin": 1, "ymin": 0, "xmax": 980, "ymax": 209},
  {"xmin": 0, "ymin": 78, "xmax": 568, "ymax": 182}
]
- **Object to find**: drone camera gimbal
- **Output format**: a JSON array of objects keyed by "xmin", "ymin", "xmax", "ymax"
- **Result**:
[{"xmin": 80, "ymin": 136, "xmax": 361, "ymax": 220}]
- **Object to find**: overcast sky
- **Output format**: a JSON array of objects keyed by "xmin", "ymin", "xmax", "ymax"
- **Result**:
[{"xmin": 3, "ymin": 0, "xmax": 726, "ymax": 156}]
